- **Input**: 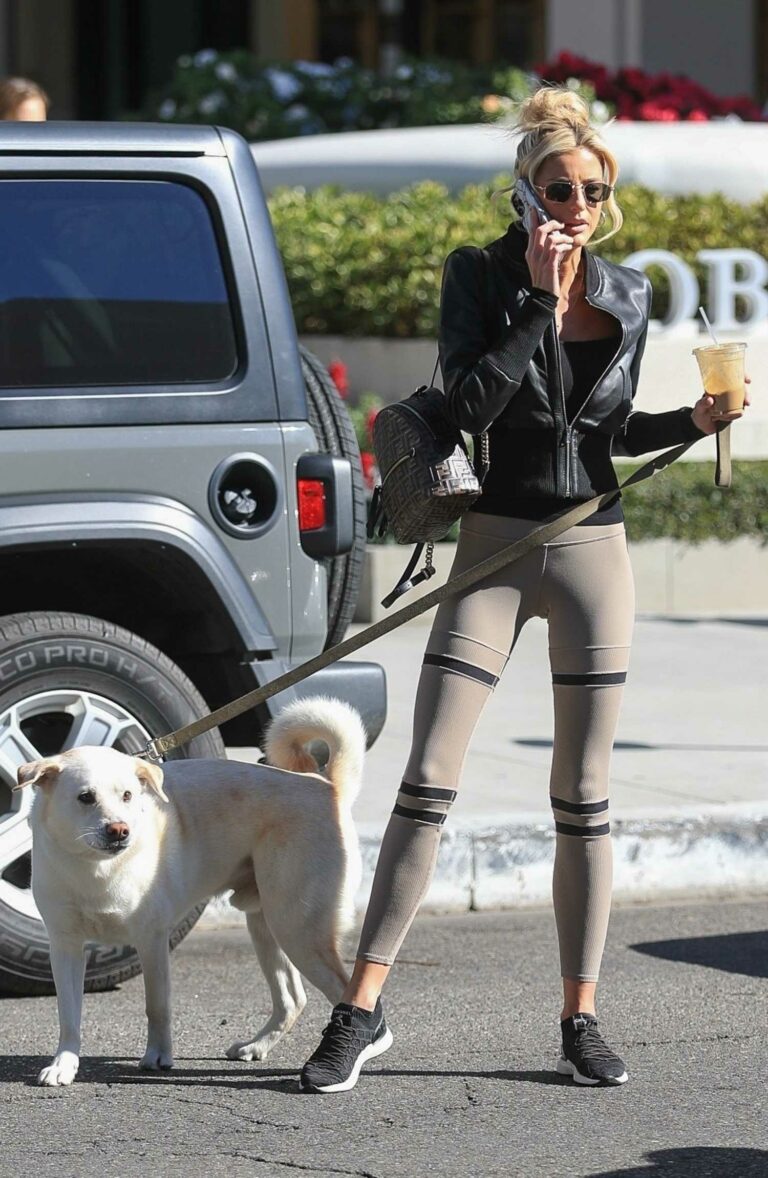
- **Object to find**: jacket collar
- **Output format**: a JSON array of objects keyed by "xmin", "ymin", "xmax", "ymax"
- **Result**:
[{"xmin": 497, "ymin": 222, "xmax": 606, "ymax": 305}]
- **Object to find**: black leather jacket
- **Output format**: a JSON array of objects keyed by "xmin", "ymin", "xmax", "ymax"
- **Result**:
[{"xmin": 439, "ymin": 224, "xmax": 703, "ymax": 506}]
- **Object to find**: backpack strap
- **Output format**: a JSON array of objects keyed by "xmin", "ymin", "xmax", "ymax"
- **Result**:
[
  {"xmin": 380, "ymin": 541, "xmax": 436, "ymax": 609},
  {"xmin": 366, "ymin": 484, "xmax": 387, "ymax": 540}
]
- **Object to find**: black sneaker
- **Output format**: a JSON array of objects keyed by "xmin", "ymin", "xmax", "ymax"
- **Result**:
[
  {"xmin": 557, "ymin": 1013, "xmax": 628, "ymax": 1086},
  {"xmin": 300, "ymin": 999, "xmax": 393, "ymax": 1093}
]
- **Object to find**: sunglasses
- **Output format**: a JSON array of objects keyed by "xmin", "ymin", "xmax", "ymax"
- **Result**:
[{"xmin": 533, "ymin": 180, "xmax": 613, "ymax": 206}]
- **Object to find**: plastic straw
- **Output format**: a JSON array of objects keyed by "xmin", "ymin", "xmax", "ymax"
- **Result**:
[{"xmin": 698, "ymin": 305, "xmax": 720, "ymax": 346}]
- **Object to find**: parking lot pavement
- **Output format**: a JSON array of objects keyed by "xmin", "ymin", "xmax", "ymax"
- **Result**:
[{"xmin": 2, "ymin": 898, "xmax": 767, "ymax": 1177}]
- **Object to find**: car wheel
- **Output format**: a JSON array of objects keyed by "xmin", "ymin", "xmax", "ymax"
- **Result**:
[
  {"xmin": 300, "ymin": 345, "xmax": 366, "ymax": 649},
  {"xmin": 0, "ymin": 611, "xmax": 224, "ymax": 996}
]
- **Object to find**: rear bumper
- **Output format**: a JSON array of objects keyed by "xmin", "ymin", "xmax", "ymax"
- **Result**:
[
  {"xmin": 228, "ymin": 658, "xmax": 387, "ymax": 748},
  {"xmin": 285, "ymin": 660, "xmax": 387, "ymax": 747}
]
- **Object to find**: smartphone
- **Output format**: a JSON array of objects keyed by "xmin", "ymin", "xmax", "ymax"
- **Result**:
[{"xmin": 511, "ymin": 178, "xmax": 548, "ymax": 227}]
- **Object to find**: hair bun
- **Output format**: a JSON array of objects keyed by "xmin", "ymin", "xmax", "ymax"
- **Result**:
[{"xmin": 514, "ymin": 85, "xmax": 591, "ymax": 133}]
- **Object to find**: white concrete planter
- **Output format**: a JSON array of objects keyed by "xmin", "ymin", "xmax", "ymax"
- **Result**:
[
  {"xmin": 355, "ymin": 537, "xmax": 768, "ymax": 623},
  {"xmin": 199, "ymin": 803, "xmax": 768, "ymax": 925}
]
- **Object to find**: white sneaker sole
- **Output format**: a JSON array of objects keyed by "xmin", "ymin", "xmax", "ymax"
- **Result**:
[
  {"xmin": 556, "ymin": 1055, "xmax": 628, "ymax": 1086},
  {"xmin": 302, "ymin": 1026, "xmax": 394, "ymax": 1093}
]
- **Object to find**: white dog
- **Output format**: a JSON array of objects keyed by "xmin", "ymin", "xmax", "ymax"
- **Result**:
[{"xmin": 16, "ymin": 696, "xmax": 365, "ymax": 1087}]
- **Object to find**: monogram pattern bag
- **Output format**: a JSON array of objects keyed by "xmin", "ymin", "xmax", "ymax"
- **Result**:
[
  {"xmin": 370, "ymin": 384, "xmax": 487, "ymax": 545},
  {"xmin": 367, "ymin": 391, "xmax": 488, "ymax": 606}
]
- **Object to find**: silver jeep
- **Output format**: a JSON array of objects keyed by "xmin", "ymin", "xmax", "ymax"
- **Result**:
[{"xmin": 0, "ymin": 121, "xmax": 385, "ymax": 995}]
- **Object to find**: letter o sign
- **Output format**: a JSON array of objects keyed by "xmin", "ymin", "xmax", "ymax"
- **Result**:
[{"xmin": 622, "ymin": 249, "xmax": 700, "ymax": 328}]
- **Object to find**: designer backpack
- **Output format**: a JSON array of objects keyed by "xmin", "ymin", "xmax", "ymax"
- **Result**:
[{"xmin": 368, "ymin": 387, "xmax": 490, "ymax": 609}]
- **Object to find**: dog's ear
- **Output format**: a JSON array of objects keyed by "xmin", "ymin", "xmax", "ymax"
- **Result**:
[
  {"xmin": 14, "ymin": 759, "xmax": 62, "ymax": 791},
  {"xmin": 135, "ymin": 759, "xmax": 168, "ymax": 803}
]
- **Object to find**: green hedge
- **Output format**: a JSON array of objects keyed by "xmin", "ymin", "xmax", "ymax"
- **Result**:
[
  {"xmin": 268, "ymin": 182, "xmax": 768, "ymax": 336},
  {"xmin": 621, "ymin": 460, "xmax": 767, "ymax": 544}
]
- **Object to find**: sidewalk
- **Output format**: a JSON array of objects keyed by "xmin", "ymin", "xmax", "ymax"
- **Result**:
[
  {"xmin": 351, "ymin": 612, "xmax": 767, "ymax": 824},
  {"xmin": 206, "ymin": 612, "xmax": 768, "ymax": 923}
]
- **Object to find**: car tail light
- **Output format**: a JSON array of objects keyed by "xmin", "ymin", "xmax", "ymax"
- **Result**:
[{"xmin": 297, "ymin": 478, "xmax": 327, "ymax": 531}]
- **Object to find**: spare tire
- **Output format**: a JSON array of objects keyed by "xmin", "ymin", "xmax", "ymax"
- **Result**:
[{"xmin": 300, "ymin": 345, "xmax": 367, "ymax": 649}]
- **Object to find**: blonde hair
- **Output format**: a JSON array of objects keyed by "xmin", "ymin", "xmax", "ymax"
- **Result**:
[
  {"xmin": 0, "ymin": 77, "xmax": 50, "ymax": 120},
  {"xmin": 511, "ymin": 86, "xmax": 622, "ymax": 244}
]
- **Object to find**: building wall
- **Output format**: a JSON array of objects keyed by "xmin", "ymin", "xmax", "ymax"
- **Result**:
[
  {"xmin": 11, "ymin": 0, "xmax": 77, "ymax": 117},
  {"xmin": 0, "ymin": 1, "xmax": 762, "ymax": 123},
  {"xmin": 546, "ymin": 0, "xmax": 756, "ymax": 97},
  {"xmin": 255, "ymin": 0, "xmax": 317, "ymax": 60},
  {"xmin": 642, "ymin": 0, "xmax": 755, "ymax": 98},
  {"xmin": 546, "ymin": 0, "xmax": 642, "ymax": 68},
  {"xmin": 0, "ymin": 0, "xmax": 10, "ymax": 75}
]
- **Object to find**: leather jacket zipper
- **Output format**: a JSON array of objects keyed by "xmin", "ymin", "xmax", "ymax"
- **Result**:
[
  {"xmin": 558, "ymin": 286, "xmax": 626, "ymax": 498},
  {"xmin": 561, "ymin": 424, "xmax": 576, "ymax": 497},
  {"xmin": 551, "ymin": 321, "xmax": 571, "ymax": 497}
]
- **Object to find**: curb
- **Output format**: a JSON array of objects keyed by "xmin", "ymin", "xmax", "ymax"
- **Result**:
[{"xmin": 198, "ymin": 802, "xmax": 768, "ymax": 929}]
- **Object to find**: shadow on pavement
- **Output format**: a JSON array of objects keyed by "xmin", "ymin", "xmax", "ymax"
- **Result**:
[
  {"xmin": 642, "ymin": 616, "xmax": 768, "ymax": 629},
  {"xmin": 590, "ymin": 1147, "xmax": 768, "ymax": 1176},
  {"xmin": 0, "ymin": 1055, "xmax": 300, "ymax": 1092},
  {"xmin": 631, "ymin": 930, "xmax": 768, "ymax": 978},
  {"xmin": 2, "ymin": 1057, "xmax": 568, "ymax": 1090},
  {"xmin": 515, "ymin": 737, "xmax": 768, "ymax": 752},
  {"xmin": 374, "ymin": 1067, "xmax": 566, "ymax": 1086}
]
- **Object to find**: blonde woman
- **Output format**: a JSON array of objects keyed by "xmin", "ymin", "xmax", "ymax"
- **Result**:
[{"xmin": 301, "ymin": 87, "xmax": 741, "ymax": 1092}]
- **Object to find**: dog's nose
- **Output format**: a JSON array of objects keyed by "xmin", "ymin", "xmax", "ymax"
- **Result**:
[{"xmin": 105, "ymin": 821, "xmax": 130, "ymax": 842}]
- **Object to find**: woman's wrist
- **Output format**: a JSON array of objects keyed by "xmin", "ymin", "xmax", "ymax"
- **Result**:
[
  {"xmin": 529, "ymin": 286, "xmax": 559, "ymax": 308},
  {"xmin": 529, "ymin": 275, "xmax": 558, "ymax": 296}
]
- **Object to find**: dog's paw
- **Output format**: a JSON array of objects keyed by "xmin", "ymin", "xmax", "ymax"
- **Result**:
[
  {"xmin": 139, "ymin": 1047, "xmax": 173, "ymax": 1071},
  {"xmin": 37, "ymin": 1052, "xmax": 79, "ymax": 1086},
  {"xmin": 225, "ymin": 1038, "xmax": 273, "ymax": 1062}
]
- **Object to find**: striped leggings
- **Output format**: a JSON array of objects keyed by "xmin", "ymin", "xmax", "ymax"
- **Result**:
[{"xmin": 358, "ymin": 513, "xmax": 635, "ymax": 981}]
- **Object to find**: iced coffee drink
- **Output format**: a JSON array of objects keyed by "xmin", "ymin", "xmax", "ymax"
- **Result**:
[{"xmin": 692, "ymin": 342, "xmax": 746, "ymax": 417}]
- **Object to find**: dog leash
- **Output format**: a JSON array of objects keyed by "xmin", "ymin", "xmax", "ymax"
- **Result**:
[
  {"xmin": 142, "ymin": 437, "xmax": 708, "ymax": 762},
  {"xmin": 715, "ymin": 423, "xmax": 731, "ymax": 488}
]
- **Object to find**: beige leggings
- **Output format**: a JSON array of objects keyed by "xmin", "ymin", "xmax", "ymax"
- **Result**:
[{"xmin": 358, "ymin": 514, "xmax": 635, "ymax": 981}]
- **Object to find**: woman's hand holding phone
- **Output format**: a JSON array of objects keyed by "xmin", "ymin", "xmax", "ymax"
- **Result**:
[{"xmin": 524, "ymin": 209, "xmax": 573, "ymax": 296}]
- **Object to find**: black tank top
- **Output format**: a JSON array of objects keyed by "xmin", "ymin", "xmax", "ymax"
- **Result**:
[{"xmin": 560, "ymin": 337, "xmax": 618, "ymax": 422}]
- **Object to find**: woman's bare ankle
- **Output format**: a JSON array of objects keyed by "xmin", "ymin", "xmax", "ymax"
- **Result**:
[
  {"xmin": 561, "ymin": 977, "xmax": 597, "ymax": 1021},
  {"xmin": 341, "ymin": 988, "xmax": 379, "ymax": 1011},
  {"xmin": 341, "ymin": 958, "xmax": 391, "ymax": 1011}
]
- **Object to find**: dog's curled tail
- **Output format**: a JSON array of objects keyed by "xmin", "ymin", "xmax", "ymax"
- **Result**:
[{"xmin": 263, "ymin": 696, "xmax": 366, "ymax": 806}]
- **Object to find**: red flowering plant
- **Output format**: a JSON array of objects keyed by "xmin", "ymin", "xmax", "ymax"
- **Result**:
[
  {"xmin": 537, "ymin": 52, "xmax": 765, "ymax": 121},
  {"xmin": 332, "ymin": 370, "xmax": 383, "ymax": 494},
  {"xmin": 354, "ymin": 394, "xmax": 383, "ymax": 493},
  {"xmin": 327, "ymin": 358, "xmax": 349, "ymax": 398}
]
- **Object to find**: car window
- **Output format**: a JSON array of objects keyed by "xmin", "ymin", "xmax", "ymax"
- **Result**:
[{"xmin": 0, "ymin": 179, "xmax": 238, "ymax": 389}]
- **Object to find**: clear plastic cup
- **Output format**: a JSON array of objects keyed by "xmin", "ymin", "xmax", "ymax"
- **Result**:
[{"xmin": 692, "ymin": 342, "xmax": 747, "ymax": 417}]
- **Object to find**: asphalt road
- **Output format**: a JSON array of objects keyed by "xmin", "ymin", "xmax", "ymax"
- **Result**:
[{"xmin": 2, "ymin": 898, "xmax": 767, "ymax": 1178}]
